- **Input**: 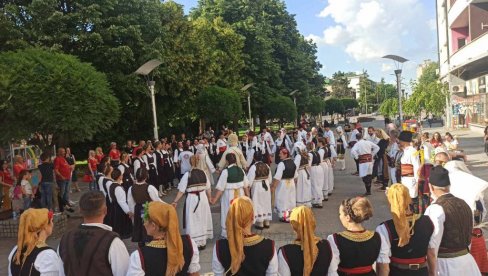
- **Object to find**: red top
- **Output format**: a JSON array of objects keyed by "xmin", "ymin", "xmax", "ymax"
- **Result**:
[
  {"xmin": 109, "ymin": 149, "xmax": 121, "ymax": 160},
  {"xmin": 0, "ymin": 168, "xmax": 14, "ymax": 186},
  {"xmin": 95, "ymin": 153, "xmax": 104, "ymax": 163},
  {"xmin": 430, "ymin": 139, "xmax": 443, "ymax": 148},
  {"xmin": 54, "ymin": 156, "xmax": 72, "ymax": 180},
  {"xmin": 88, "ymin": 158, "xmax": 98, "ymax": 171},
  {"xmin": 13, "ymin": 163, "xmax": 26, "ymax": 178}
]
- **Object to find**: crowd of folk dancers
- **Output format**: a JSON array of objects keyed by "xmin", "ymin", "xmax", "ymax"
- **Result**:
[{"xmin": 4, "ymin": 121, "xmax": 488, "ymax": 276}]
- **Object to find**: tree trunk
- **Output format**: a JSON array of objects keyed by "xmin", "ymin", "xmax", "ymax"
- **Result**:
[{"xmin": 259, "ymin": 114, "xmax": 267, "ymax": 131}]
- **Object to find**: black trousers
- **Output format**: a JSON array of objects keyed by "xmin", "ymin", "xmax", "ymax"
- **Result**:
[{"xmin": 361, "ymin": 175, "xmax": 372, "ymax": 193}]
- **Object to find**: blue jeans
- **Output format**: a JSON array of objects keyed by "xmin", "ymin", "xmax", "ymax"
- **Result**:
[
  {"xmin": 57, "ymin": 180, "xmax": 69, "ymax": 203},
  {"xmin": 89, "ymin": 173, "xmax": 97, "ymax": 190},
  {"xmin": 23, "ymin": 197, "xmax": 32, "ymax": 210},
  {"xmin": 40, "ymin": 182, "xmax": 53, "ymax": 210}
]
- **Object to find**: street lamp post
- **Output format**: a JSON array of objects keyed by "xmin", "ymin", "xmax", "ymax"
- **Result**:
[
  {"xmin": 241, "ymin": 83, "xmax": 254, "ymax": 130},
  {"xmin": 383, "ymin": 55, "xmax": 408, "ymax": 124},
  {"xmin": 135, "ymin": 59, "xmax": 163, "ymax": 141}
]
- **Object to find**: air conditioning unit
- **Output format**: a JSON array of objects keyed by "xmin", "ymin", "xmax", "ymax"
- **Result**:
[{"xmin": 452, "ymin": 84, "xmax": 465, "ymax": 93}]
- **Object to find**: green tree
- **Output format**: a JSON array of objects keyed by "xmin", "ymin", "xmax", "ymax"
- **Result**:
[
  {"xmin": 330, "ymin": 71, "xmax": 355, "ymax": 98},
  {"xmin": 0, "ymin": 48, "xmax": 119, "ymax": 145},
  {"xmin": 324, "ymin": 98, "xmax": 345, "ymax": 115},
  {"xmin": 196, "ymin": 86, "xmax": 242, "ymax": 128},
  {"xmin": 341, "ymin": 98, "xmax": 359, "ymax": 118},
  {"xmin": 379, "ymin": 98, "xmax": 399, "ymax": 118},
  {"xmin": 264, "ymin": 96, "xmax": 297, "ymax": 127}
]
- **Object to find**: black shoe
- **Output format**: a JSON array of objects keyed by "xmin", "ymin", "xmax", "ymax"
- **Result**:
[
  {"xmin": 328, "ymin": 193, "xmax": 332, "ymax": 196},
  {"xmin": 254, "ymin": 225, "xmax": 264, "ymax": 230},
  {"xmin": 363, "ymin": 192, "xmax": 371, "ymax": 196},
  {"xmin": 198, "ymin": 245, "xmax": 206, "ymax": 251}
]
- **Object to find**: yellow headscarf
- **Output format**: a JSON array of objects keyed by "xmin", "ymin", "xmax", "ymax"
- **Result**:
[
  {"xmin": 147, "ymin": 202, "xmax": 184, "ymax": 276},
  {"xmin": 387, "ymin": 184, "xmax": 412, "ymax": 247},
  {"xmin": 15, "ymin": 208, "xmax": 51, "ymax": 265},
  {"xmin": 226, "ymin": 196, "xmax": 254, "ymax": 275},
  {"xmin": 290, "ymin": 206, "xmax": 321, "ymax": 276}
]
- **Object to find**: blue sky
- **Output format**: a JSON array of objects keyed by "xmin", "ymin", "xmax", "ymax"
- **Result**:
[{"xmin": 173, "ymin": 0, "xmax": 438, "ymax": 87}]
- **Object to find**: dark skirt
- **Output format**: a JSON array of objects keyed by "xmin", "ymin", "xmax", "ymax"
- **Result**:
[
  {"xmin": 147, "ymin": 166, "xmax": 159, "ymax": 188},
  {"xmin": 132, "ymin": 203, "xmax": 148, "ymax": 243},
  {"xmin": 103, "ymin": 196, "xmax": 113, "ymax": 226},
  {"xmin": 71, "ymin": 169, "xmax": 78, "ymax": 182},
  {"xmin": 111, "ymin": 201, "xmax": 133, "ymax": 239}
]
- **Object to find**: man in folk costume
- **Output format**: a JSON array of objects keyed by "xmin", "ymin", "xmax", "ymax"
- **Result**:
[
  {"xmin": 212, "ymin": 197, "xmax": 278, "ymax": 275},
  {"xmin": 247, "ymin": 151, "xmax": 273, "ymax": 230},
  {"xmin": 217, "ymin": 133, "xmax": 247, "ymax": 171},
  {"xmin": 323, "ymin": 121, "xmax": 336, "ymax": 147},
  {"xmin": 325, "ymin": 136, "xmax": 337, "ymax": 196},
  {"xmin": 398, "ymin": 131, "xmax": 421, "ymax": 213},
  {"xmin": 173, "ymin": 141, "xmax": 184, "ymax": 181},
  {"xmin": 239, "ymin": 135, "xmax": 250, "ymax": 162},
  {"xmin": 348, "ymin": 123, "xmax": 361, "ymax": 176},
  {"xmin": 335, "ymin": 126, "xmax": 347, "ymax": 171},
  {"xmin": 246, "ymin": 131, "xmax": 264, "ymax": 168},
  {"xmin": 126, "ymin": 201, "xmax": 201, "ymax": 276},
  {"xmin": 271, "ymin": 148, "xmax": 298, "ymax": 222},
  {"xmin": 424, "ymin": 166, "xmax": 481, "ymax": 276},
  {"xmin": 273, "ymin": 128, "xmax": 293, "ymax": 163},
  {"xmin": 294, "ymin": 141, "xmax": 313, "ymax": 208},
  {"xmin": 387, "ymin": 130, "xmax": 400, "ymax": 184},
  {"xmin": 211, "ymin": 153, "xmax": 249, "ymax": 238},
  {"xmin": 317, "ymin": 138, "xmax": 330, "ymax": 201},
  {"xmin": 350, "ymin": 132, "xmax": 380, "ymax": 196},
  {"xmin": 417, "ymin": 133, "xmax": 435, "ymax": 213},
  {"xmin": 216, "ymin": 134, "xmax": 227, "ymax": 166},
  {"xmin": 278, "ymin": 206, "xmax": 333, "ymax": 276},
  {"xmin": 307, "ymin": 142, "xmax": 325, "ymax": 208},
  {"xmin": 59, "ymin": 191, "xmax": 130, "ymax": 276},
  {"xmin": 172, "ymin": 155, "xmax": 213, "ymax": 250}
]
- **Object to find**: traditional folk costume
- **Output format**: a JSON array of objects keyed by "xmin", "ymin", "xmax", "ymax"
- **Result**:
[
  {"xmin": 239, "ymin": 140, "xmax": 250, "ymax": 163},
  {"xmin": 294, "ymin": 142, "xmax": 312, "ymax": 207},
  {"xmin": 8, "ymin": 209, "xmax": 61, "ymax": 276},
  {"xmin": 274, "ymin": 157, "xmax": 297, "ymax": 221},
  {"xmin": 173, "ymin": 146, "xmax": 183, "ymax": 180},
  {"xmin": 317, "ymin": 146, "xmax": 330, "ymax": 201},
  {"xmin": 399, "ymin": 132, "xmax": 421, "ymax": 213},
  {"xmin": 195, "ymin": 144, "xmax": 216, "ymax": 185},
  {"xmin": 417, "ymin": 143, "xmax": 434, "ymax": 214},
  {"xmin": 336, "ymin": 127, "xmax": 347, "ymax": 171},
  {"xmin": 142, "ymin": 152, "xmax": 159, "ymax": 190},
  {"xmin": 327, "ymin": 230, "xmax": 382, "ymax": 276},
  {"xmin": 246, "ymin": 137, "xmax": 264, "ymax": 168},
  {"xmin": 128, "ymin": 181, "xmax": 164, "ymax": 243},
  {"xmin": 216, "ymin": 137, "xmax": 227, "ymax": 166},
  {"xmin": 260, "ymin": 131, "xmax": 275, "ymax": 165},
  {"xmin": 273, "ymin": 131, "xmax": 292, "ymax": 163},
  {"xmin": 118, "ymin": 163, "xmax": 134, "ymax": 192},
  {"xmin": 376, "ymin": 184, "xmax": 435, "ymax": 276},
  {"xmin": 424, "ymin": 166, "xmax": 481, "ymax": 276},
  {"xmin": 218, "ymin": 134, "xmax": 248, "ymax": 170},
  {"xmin": 212, "ymin": 197, "xmax": 278, "ymax": 275},
  {"xmin": 100, "ymin": 177, "xmax": 114, "ymax": 226},
  {"xmin": 127, "ymin": 202, "xmax": 200, "ymax": 276},
  {"xmin": 177, "ymin": 168, "xmax": 213, "ymax": 247},
  {"xmin": 376, "ymin": 138, "xmax": 390, "ymax": 190},
  {"xmin": 132, "ymin": 156, "xmax": 146, "ymax": 181},
  {"xmin": 247, "ymin": 161, "xmax": 272, "ymax": 229},
  {"xmin": 309, "ymin": 148, "xmax": 325, "ymax": 207},
  {"xmin": 109, "ymin": 182, "xmax": 133, "ymax": 239},
  {"xmin": 162, "ymin": 149, "xmax": 175, "ymax": 189},
  {"xmin": 59, "ymin": 224, "xmax": 129, "ymax": 275},
  {"xmin": 215, "ymin": 164, "xmax": 248, "ymax": 237},
  {"xmin": 350, "ymin": 139, "xmax": 380, "ymax": 195},
  {"xmin": 278, "ymin": 206, "xmax": 333, "ymax": 276},
  {"xmin": 326, "ymin": 143, "xmax": 337, "ymax": 195}
]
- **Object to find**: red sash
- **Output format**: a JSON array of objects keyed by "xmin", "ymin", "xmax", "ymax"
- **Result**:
[
  {"xmin": 338, "ymin": 265, "xmax": 373, "ymax": 274},
  {"xmin": 401, "ymin": 164, "xmax": 414, "ymax": 176},
  {"xmin": 358, "ymin": 154, "xmax": 372, "ymax": 164},
  {"xmin": 390, "ymin": 256, "xmax": 426, "ymax": 265}
]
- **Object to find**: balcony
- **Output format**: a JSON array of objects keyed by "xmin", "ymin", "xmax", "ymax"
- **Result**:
[
  {"xmin": 449, "ymin": 0, "xmax": 469, "ymax": 27},
  {"xmin": 450, "ymin": 32, "xmax": 488, "ymax": 79}
]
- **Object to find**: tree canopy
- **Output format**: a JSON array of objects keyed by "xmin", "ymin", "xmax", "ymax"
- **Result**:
[
  {"xmin": 0, "ymin": 48, "xmax": 119, "ymax": 145},
  {"xmin": 264, "ymin": 96, "xmax": 297, "ymax": 126},
  {"xmin": 196, "ymin": 86, "xmax": 242, "ymax": 127}
]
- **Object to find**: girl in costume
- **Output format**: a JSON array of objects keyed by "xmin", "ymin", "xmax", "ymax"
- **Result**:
[
  {"xmin": 109, "ymin": 168, "xmax": 133, "ymax": 239},
  {"xmin": 247, "ymin": 151, "xmax": 272, "ymax": 229},
  {"xmin": 271, "ymin": 148, "xmax": 297, "ymax": 222}
]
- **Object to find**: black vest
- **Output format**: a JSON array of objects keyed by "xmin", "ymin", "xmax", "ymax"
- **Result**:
[
  {"xmin": 10, "ymin": 246, "xmax": 53, "ymax": 276},
  {"xmin": 280, "ymin": 240, "xmax": 332, "ymax": 276},
  {"xmin": 383, "ymin": 215, "xmax": 434, "ymax": 259},
  {"xmin": 216, "ymin": 237, "xmax": 275, "ymax": 276},
  {"xmin": 120, "ymin": 163, "xmax": 133, "ymax": 191},
  {"xmin": 310, "ymin": 151, "xmax": 320, "ymax": 166},
  {"xmin": 59, "ymin": 225, "xmax": 118, "ymax": 276},
  {"xmin": 132, "ymin": 183, "xmax": 151, "ymax": 204},
  {"xmin": 333, "ymin": 231, "xmax": 381, "ymax": 272},
  {"xmin": 436, "ymin": 194, "xmax": 473, "ymax": 250},
  {"xmin": 138, "ymin": 235, "xmax": 194, "ymax": 276},
  {"xmin": 187, "ymin": 169, "xmax": 207, "ymax": 189},
  {"xmin": 282, "ymin": 159, "xmax": 296, "ymax": 179}
]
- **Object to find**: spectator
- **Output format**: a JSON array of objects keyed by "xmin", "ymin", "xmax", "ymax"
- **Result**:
[
  {"xmin": 108, "ymin": 142, "xmax": 121, "ymax": 167},
  {"xmin": 19, "ymin": 169, "xmax": 33, "ymax": 210},
  {"xmin": 444, "ymin": 132, "xmax": 458, "ymax": 150},
  {"xmin": 38, "ymin": 153, "xmax": 55, "ymax": 210},
  {"xmin": 87, "ymin": 150, "xmax": 98, "ymax": 190},
  {"xmin": 0, "ymin": 160, "xmax": 14, "ymax": 210},
  {"xmin": 13, "ymin": 155, "xmax": 26, "ymax": 179},
  {"xmin": 54, "ymin": 148, "xmax": 72, "ymax": 205},
  {"xmin": 95, "ymin": 147, "xmax": 105, "ymax": 163},
  {"xmin": 430, "ymin": 132, "xmax": 443, "ymax": 148},
  {"xmin": 65, "ymin": 147, "xmax": 80, "ymax": 193}
]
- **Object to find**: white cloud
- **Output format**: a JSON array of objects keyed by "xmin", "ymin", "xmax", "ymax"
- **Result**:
[
  {"xmin": 381, "ymin": 63, "xmax": 393, "ymax": 72},
  {"xmin": 310, "ymin": 0, "xmax": 437, "ymax": 63}
]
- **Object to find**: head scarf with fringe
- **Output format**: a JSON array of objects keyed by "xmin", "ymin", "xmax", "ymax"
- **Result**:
[
  {"xmin": 15, "ymin": 208, "xmax": 51, "ymax": 265},
  {"xmin": 226, "ymin": 196, "xmax": 254, "ymax": 275},
  {"xmin": 290, "ymin": 206, "xmax": 321, "ymax": 276},
  {"xmin": 387, "ymin": 184, "xmax": 412, "ymax": 247},
  {"xmin": 147, "ymin": 202, "xmax": 184, "ymax": 276}
]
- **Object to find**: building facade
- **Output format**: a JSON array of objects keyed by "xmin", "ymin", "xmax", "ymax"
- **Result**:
[{"xmin": 436, "ymin": 0, "xmax": 488, "ymax": 128}]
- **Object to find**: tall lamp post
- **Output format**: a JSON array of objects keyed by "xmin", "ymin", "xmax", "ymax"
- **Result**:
[
  {"xmin": 289, "ymin": 90, "xmax": 299, "ymax": 127},
  {"xmin": 135, "ymin": 59, "xmax": 163, "ymax": 141},
  {"xmin": 241, "ymin": 83, "xmax": 254, "ymax": 130},
  {"xmin": 383, "ymin": 55, "xmax": 408, "ymax": 123}
]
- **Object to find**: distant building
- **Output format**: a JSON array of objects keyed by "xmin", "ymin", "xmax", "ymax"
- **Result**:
[
  {"xmin": 416, "ymin": 59, "xmax": 435, "ymax": 80},
  {"xmin": 348, "ymin": 75, "xmax": 362, "ymax": 100},
  {"xmin": 436, "ymin": 0, "xmax": 488, "ymax": 128}
]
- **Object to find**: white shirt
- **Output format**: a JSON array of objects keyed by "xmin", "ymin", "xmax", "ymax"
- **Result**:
[
  {"xmin": 21, "ymin": 179, "xmax": 32, "ymax": 195},
  {"xmin": 132, "ymin": 157, "xmax": 145, "ymax": 177},
  {"xmin": 261, "ymin": 132, "xmax": 275, "ymax": 147},
  {"xmin": 142, "ymin": 153, "xmax": 157, "ymax": 169},
  {"xmin": 128, "ymin": 182, "xmax": 164, "ymax": 213},
  {"xmin": 324, "ymin": 130, "xmax": 336, "ymax": 146},
  {"xmin": 58, "ymin": 223, "xmax": 130, "ymax": 276},
  {"xmin": 212, "ymin": 242, "xmax": 279, "ymax": 275},
  {"xmin": 350, "ymin": 140, "xmax": 380, "ymax": 159},
  {"xmin": 216, "ymin": 164, "xmax": 249, "ymax": 191},
  {"xmin": 178, "ymin": 151, "xmax": 194, "ymax": 174},
  {"xmin": 126, "ymin": 238, "xmax": 201, "ymax": 275},
  {"xmin": 349, "ymin": 129, "xmax": 360, "ymax": 143},
  {"xmin": 217, "ymin": 139, "xmax": 227, "ymax": 150},
  {"xmin": 424, "ymin": 195, "xmax": 449, "ymax": 252},
  {"xmin": 274, "ymin": 159, "xmax": 298, "ymax": 181},
  {"xmin": 8, "ymin": 246, "xmax": 61, "ymax": 276}
]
